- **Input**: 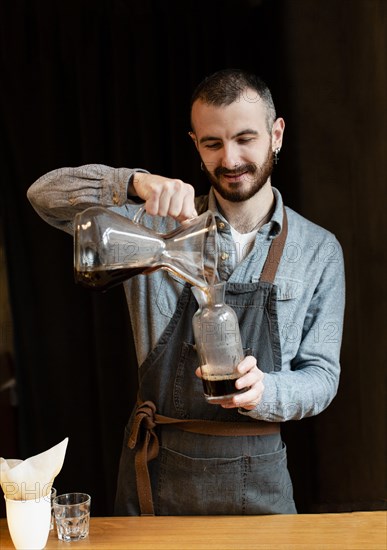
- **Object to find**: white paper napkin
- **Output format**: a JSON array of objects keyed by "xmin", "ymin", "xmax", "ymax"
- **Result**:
[{"xmin": 0, "ymin": 437, "xmax": 68, "ymax": 500}]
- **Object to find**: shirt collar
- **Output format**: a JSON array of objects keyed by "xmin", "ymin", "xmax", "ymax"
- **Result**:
[
  {"xmin": 206, "ymin": 186, "xmax": 283, "ymax": 238},
  {"xmin": 269, "ymin": 187, "xmax": 284, "ymax": 237}
]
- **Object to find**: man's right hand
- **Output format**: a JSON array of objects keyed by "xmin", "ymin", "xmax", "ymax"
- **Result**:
[{"xmin": 132, "ymin": 172, "xmax": 197, "ymax": 222}]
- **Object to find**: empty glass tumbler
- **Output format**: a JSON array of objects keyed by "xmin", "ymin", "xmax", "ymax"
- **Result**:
[{"xmin": 53, "ymin": 493, "xmax": 91, "ymax": 542}]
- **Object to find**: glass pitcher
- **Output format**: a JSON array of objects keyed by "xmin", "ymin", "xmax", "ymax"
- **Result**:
[
  {"xmin": 192, "ymin": 282, "xmax": 246, "ymax": 404},
  {"xmin": 73, "ymin": 206, "xmax": 218, "ymax": 291}
]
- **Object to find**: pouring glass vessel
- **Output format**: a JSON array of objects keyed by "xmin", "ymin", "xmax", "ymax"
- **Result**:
[{"xmin": 73, "ymin": 206, "xmax": 218, "ymax": 291}]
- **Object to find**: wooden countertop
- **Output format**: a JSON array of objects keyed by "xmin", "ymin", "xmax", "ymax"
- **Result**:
[{"xmin": 0, "ymin": 512, "xmax": 385, "ymax": 549}]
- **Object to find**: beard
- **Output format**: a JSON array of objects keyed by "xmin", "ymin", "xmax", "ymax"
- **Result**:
[{"xmin": 202, "ymin": 147, "xmax": 274, "ymax": 203}]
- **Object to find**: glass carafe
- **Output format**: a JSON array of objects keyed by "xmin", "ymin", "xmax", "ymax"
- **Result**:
[
  {"xmin": 192, "ymin": 282, "xmax": 246, "ymax": 404},
  {"xmin": 73, "ymin": 206, "xmax": 218, "ymax": 291}
]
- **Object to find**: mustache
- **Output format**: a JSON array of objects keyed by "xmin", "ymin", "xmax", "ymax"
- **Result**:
[{"xmin": 214, "ymin": 163, "xmax": 258, "ymax": 178}]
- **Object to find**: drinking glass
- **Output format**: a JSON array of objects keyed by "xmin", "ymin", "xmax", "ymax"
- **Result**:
[{"xmin": 53, "ymin": 492, "xmax": 91, "ymax": 542}]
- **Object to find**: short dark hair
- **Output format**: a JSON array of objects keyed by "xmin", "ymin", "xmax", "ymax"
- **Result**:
[{"xmin": 190, "ymin": 68, "xmax": 276, "ymax": 131}]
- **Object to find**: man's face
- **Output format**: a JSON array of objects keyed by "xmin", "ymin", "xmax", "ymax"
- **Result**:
[{"xmin": 190, "ymin": 90, "xmax": 280, "ymax": 202}]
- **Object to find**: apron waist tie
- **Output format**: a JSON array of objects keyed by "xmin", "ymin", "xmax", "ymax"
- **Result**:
[{"xmin": 127, "ymin": 400, "xmax": 281, "ymax": 516}]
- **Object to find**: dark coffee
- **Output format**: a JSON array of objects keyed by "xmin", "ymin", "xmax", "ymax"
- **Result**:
[
  {"xmin": 202, "ymin": 377, "xmax": 245, "ymax": 398},
  {"xmin": 74, "ymin": 267, "xmax": 147, "ymax": 291}
]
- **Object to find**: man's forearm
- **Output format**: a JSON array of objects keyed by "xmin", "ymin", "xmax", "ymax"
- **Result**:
[{"xmin": 27, "ymin": 164, "xmax": 147, "ymax": 233}]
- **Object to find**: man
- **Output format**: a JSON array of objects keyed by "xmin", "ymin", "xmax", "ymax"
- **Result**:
[{"xmin": 27, "ymin": 69, "xmax": 345, "ymax": 516}]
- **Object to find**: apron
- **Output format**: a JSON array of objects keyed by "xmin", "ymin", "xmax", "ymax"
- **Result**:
[{"xmin": 114, "ymin": 208, "xmax": 297, "ymax": 516}]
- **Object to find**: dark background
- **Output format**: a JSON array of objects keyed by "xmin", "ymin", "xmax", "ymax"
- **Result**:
[{"xmin": 0, "ymin": 0, "xmax": 385, "ymax": 516}]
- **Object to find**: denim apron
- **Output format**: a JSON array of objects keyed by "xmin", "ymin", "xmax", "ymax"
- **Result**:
[{"xmin": 115, "ymin": 209, "xmax": 297, "ymax": 516}]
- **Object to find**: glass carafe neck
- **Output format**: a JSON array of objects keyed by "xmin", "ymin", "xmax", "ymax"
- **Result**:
[
  {"xmin": 192, "ymin": 282, "xmax": 226, "ymax": 308},
  {"xmin": 207, "ymin": 282, "xmax": 226, "ymax": 306}
]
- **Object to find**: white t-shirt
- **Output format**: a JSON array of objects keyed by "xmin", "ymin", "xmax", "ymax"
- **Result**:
[{"xmin": 230, "ymin": 225, "xmax": 258, "ymax": 263}]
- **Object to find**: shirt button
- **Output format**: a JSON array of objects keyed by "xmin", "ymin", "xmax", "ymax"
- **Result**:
[
  {"xmin": 217, "ymin": 221, "xmax": 226, "ymax": 230},
  {"xmin": 220, "ymin": 252, "xmax": 229, "ymax": 261}
]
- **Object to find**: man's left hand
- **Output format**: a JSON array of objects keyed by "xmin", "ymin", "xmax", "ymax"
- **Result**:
[{"xmin": 195, "ymin": 355, "xmax": 265, "ymax": 410}]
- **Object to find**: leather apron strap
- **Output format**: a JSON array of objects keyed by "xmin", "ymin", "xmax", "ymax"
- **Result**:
[
  {"xmin": 128, "ymin": 401, "xmax": 280, "ymax": 515},
  {"xmin": 260, "ymin": 207, "xmax": 288, "ymax": 284}
]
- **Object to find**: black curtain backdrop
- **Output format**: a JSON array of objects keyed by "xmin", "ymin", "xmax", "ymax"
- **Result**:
[{"xmin": 0, "ymin": 0, "xmax": 385, "ymax": 516}]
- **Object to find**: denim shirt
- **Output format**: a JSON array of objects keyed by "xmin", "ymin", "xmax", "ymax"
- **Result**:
[{"xmin": 28, "ymin": 164, "xmax": 345, "ymax": 422}]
